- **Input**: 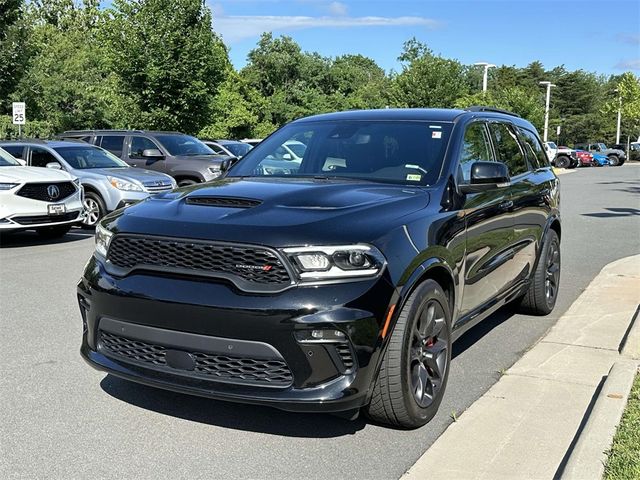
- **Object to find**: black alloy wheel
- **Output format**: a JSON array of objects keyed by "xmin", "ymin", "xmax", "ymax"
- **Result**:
[{"xmin": 409, "ymin": 299, "xmax": 449, "ymax": 408}]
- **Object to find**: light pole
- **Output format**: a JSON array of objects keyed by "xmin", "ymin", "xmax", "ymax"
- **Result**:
[
  {"xmin": 614, "ymin": 88, "xmax": 622, "ymax": 144},
  {"xmin": 539, "ymin": 81, "xmax": 556, "ymax": 142},
  {"xmin": 474, "ymin": 62, "xmax": 496, "ymax": 93}
]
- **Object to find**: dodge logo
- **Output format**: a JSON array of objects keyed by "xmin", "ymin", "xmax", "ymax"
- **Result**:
[{"xmin": 47, "ymin": 185, "xmax": 60, "ymax": 199}]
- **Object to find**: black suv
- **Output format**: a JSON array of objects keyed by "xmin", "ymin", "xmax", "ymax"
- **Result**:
[
  {"xmin": 59, "ymin": 130, "xmax": 235, "ymax": 186},
  {"xmin": 78, "ymin": 108, "xmax": 560, "ymax": 428}
]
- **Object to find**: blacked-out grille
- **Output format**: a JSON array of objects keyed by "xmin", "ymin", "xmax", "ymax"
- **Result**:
[
  {"xmin": 12, "ymin": 211, "xmax": 80, "ymax": 225},
  {"xmin": 16, "ymin": 182, "xmax": 76, "ymax": 202},
  {"xmin": 106, "ymin": 235, "xmax": 291, "ymax": 286},
  {"xmin": 335, "ymin": 343, "xmax": 355, "ymax": 371},
  {"xmin": 186, "ymin": 196, "xmax": 262, "ymax": 208},
  {"xmin": 99, "ymin": 331, "xmax": 293, "ymax": 386}
]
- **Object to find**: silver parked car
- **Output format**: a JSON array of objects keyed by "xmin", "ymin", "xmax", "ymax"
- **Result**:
[{"xmin": 0, "ymin": 140, "xmax": 176, "ymax": 227}]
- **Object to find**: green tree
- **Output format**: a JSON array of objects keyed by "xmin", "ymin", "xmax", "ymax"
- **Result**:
[
  {"xmin": 391, "ymin": 39, "xmax": 468, "ymax": 108},
  {"xmin": 103, "ymin": 0, "xmax": 229, "ymax": 134},
  {"xmin": 0, "ymin": 0, "xmax": 29, "ymax": 114}
]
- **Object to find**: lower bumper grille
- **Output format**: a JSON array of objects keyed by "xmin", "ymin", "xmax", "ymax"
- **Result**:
[
  {"xmin": 12, "ymin": 212, "xmax": 80, "ymax": 225},
  {"xmin": 98, "ymin": 330, "xmax": 293, "ymax": 387}
]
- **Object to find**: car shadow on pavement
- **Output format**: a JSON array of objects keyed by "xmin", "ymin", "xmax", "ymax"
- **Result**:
[
  {"xmin": 452, "ymin": 303, "xmax": 519, "ymax": 360},
  {"xmin": 0, "ymin": 228, "xmax": 93, "ymax": 248},
  {"xmin": 99, "ymin": 374, "xmax": 367, "ymax": 437},
  {"xmin": 582, "ymin": 207, "xmax": 640, "ymax": 218}
]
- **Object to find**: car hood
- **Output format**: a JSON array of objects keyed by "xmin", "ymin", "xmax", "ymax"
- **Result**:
[
  {"xmin": 105, "ymin": 177, "xmax": 431, "ymax": 246},
  {"xmin": 82, "ymin": 167, "xmax": 173, "ymax": 183},
  {"xmin": 0, "ymin": 166, "xmax": 74, "ymax": 183}
]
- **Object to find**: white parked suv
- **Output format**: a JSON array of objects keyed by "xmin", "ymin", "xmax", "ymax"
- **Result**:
[{"xmin": 0, "ymin": 147, "xmax": 84, "ymax": 238}]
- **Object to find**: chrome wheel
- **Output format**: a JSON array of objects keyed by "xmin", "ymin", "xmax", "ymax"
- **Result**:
[
  {"xmin": 409, "ymin": 300, "xmax": 449, "ymax": 408},
  {"xmin": 83, "ymin": 197, "xmax": 101, "ymax": 226},
  {"xmin": 545, "ymin": 240, "xmax": 560, "ymax": 302}
]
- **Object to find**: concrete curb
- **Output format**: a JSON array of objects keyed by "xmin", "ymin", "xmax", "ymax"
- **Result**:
[
  {"xmin": 559, "ymin": 361, "xmax": 639, "ymax": 480},
  {"xmin": 620, "ymin": 305, "xmax": 640, "ymax": 359}
]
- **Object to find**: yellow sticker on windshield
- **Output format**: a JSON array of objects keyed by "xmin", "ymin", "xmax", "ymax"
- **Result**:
[{"xmin": 406, "ymin": 174, "xmax": 422, "ymax": 181}]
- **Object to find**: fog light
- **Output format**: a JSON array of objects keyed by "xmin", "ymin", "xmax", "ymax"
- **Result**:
[{"xmin": 296, "ymin": 329, "xmax": 347, "ymax": 343}]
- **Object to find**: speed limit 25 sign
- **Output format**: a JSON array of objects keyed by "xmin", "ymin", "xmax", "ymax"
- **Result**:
[{"xmin": 12, "ymin": 102, "xmax": 26, "ymax": 125}]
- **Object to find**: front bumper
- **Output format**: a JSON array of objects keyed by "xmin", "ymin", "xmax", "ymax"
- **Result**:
[
  {"xmin": 0, "ymin": 190, "xmax": 84, "ymax": 232},
  {"xmin": 78, "ymin": 256, "xmax": 395, "ymax": 412}
]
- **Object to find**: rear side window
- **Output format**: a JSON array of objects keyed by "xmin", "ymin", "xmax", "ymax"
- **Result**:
[
  {"xmin": 2, "ymin": 145, "xmax": 24, "ymax": 159},
  {"xmin": 130, "ymin": 136, "xmax": 159, "ymax": 158},
  {"xmin": 458, "ymin": 122, "xmax": 494, "ymax": 183},
  {"xmin": 518, "ymin": 128, "xmax": 549, "ymax": 169},
  {"xmin": 488, "ymin": 123, "xmax": 528, "ymax": 177},
  {"xmin": 100, "ymin": 136, "xmax": 125, "ymax": 156},
  {"xmin": 30, "ymin": 147, "xmax": 60, "ymax": 168}
]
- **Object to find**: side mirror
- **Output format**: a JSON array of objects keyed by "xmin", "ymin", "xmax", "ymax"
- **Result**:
[
  {"xmin": 16, "ymin": 158, "xmax": 26, "ymax": 166},
  {"xmin": 219, "ymin": 156, "xmax": 240, "ymax": 173},
  {"xmin": 459, "ymin": 161, "xmax": 510, "ymax": 194},
  {"xmin": 46, "ymin": 162, "xmax": 62, "ymax": 170},
  {"xmin": 142, "ymin": 148, "xmax": 164, "ymax": 158},
  {"xmin": 282, "ymin": 153, "xmax": 293, "ymax": 161}
]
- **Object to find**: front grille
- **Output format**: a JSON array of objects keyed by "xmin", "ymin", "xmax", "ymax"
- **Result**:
[
  {"xmin": 12, "ymin": 211, "xmax": 80, "ymax": 225},
  {"xmin": 186, "ymin": 196, "xmax": 262, "ymax": 208},
  {"xmin": 335, "ymin": 343, "xmax": 355, "ymax": 371},
  {"xmin": 143, "ymin": 181, "xmax": 174, "ymax": 193},
  {"xmin": 106, "ymin": 235, "xmax": 291, "ymax": 286},
  {"xmin": 99, "ymin": 331, "xmax": 293, "ymax": 387},
  {"xmin": 16, "ymin": 182, "xmax": 76, "ymax": 202}
]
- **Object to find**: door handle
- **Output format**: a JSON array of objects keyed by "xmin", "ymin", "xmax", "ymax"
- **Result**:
[{"xmin": 499, "ymin": 200, "xmax": 514, "ymax": 210}]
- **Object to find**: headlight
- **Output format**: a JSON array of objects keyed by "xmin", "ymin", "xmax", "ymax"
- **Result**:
[
  {"xmin": 283, "ymin": 244, "xmax": 385, "ymax": 281},
  {"xmin": 95, "ymin": 223, "xmax": 114, "ymax": 258},
  {"xmin": 0, "ymin": 183, "xmax": 19, "ymax": 190},
  {"xmin": 107, "ymin": 176, "xmax": 143, "ymax": 192}
]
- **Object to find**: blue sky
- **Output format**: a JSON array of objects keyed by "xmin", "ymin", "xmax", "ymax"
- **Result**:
[{"xmin": 208, "ymin": 0, "xmax": 640, "ymax": 75}]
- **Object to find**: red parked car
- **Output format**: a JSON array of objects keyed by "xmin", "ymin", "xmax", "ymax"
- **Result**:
[{"xmin": 574, "ymin": 149, "xmax": 595, "ymax": 167}]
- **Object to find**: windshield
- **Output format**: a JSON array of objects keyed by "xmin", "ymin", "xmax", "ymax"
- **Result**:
[
  {"xmin": 0, "ymin": 147, "xmax": 20, "ymax": 166},
  {"xmin": 155, "ymin": 135, "xmax": 215, "ymax": 156},
  {"xmin": 224, "ymin": 142, "xmax": 252, "ymax": 157},
  {"xmin": 228, "ymin": 120, "xmax": 453, "ymax": 186},
  {"xmin": 547, "ymin": 142, "xmax": 557, "ymax": 149},
  {"xmin": 54, "ymin": 146, "xmax": 129, "ymax": 169},
  {"xmin": 597, "ymin": 143, "xmax": 607, "ymax": 150}
]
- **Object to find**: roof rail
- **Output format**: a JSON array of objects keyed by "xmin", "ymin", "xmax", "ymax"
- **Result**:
[
  {"xmin": 466, "ymin": 106, "xmax": 521, "ymax": 118},
  {"xmin": 61, "ymin": 129, "xmax": 145, "ymax": 134}
]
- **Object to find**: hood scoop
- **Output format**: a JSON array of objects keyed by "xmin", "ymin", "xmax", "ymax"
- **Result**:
[{"xmin": 185, "ymin": 196, "xmax": 262, "ymax": 208}]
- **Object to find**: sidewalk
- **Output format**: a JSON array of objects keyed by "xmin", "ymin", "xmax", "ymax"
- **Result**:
[{"xmin": 404, "ymin": 255, "xmax": 640, "ymax": 480}]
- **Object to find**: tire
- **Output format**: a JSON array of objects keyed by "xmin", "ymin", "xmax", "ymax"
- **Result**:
[
  {"xmin": 81, "ymin": 192, "xmax": 106, "ymax": 229},
  {"xmin": 608, "ymin": 155, "xmax": 620, "ymax": 166},
  {"xmin": 37, "ymin": 224, "xmax": 71, "ymax": 239},
  {"xmin": 519, "ymin": 229, "xmax": 560, "ymax": 315},
  {"xmin": 555, "ymin": 155, "xmax": 570, "ymax": 169},
  {"xmin": 177, "ymin": 178, "xmax": 198, "ymax": 187},
  {"xmin": 365, "ymin": 279, "xmax": 452, "ymax": 429}
]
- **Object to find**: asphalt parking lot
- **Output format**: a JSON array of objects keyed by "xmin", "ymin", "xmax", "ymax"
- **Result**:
[{"xmin": 1, "ymin": 165, "xmax": 639, "ymax": 480}]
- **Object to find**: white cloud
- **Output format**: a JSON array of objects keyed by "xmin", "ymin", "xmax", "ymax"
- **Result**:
[
  {"xmin": 328, "ymin": 1, "xmax": 348, "ymax": 16},
  {"xmin": 210, "ymin": 2, "xmax": 224, "ymax": 17},
  {"xmin": 615, "ymin": 59, "xmax": 640, "ymax": 70},
  {"xmin": 617, "ymin": 33, "xmax": 640, "ymax": 45},
  {"xmin": 213, "ymin": 15, "xmax": 439, "ymax": 43}
]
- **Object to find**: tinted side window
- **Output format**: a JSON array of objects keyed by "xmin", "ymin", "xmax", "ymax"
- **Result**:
[
  {"xmin": 518, "ymin": 128, "xmax": 548, "ymax": 169},
  {"xmin": 488, "ymin": 123, "xmax": 528, "ymax": 176},
  {"xmin": 458, "ymin": 122, "xmax": 493, "ymax": 183},
  {"xmin": 100, "ymin": 135, "xmax": 125, "ymax": 156},
  {"xmin": 2, "ymin": 145, "xmax": 24, "ymax": 159},
  {"xmin": 208, "ymin": 143, "xmax": 226, "ymax": 154},
  {"xmin": 30, "ymin": 147, "xmax": 60, "ymax": 168},
  {"xmin": 130, "ymin": 136, "xmax": 159, "ymax": 158}
]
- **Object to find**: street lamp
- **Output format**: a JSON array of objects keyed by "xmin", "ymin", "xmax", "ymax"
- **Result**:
[
  {"xmin": 614, "ymin": 88, "xmax": 622, "ymax": 144},
  {"xmin": 474, "ymin": 62, "xmax": 496, "ymax": 93},
  {"xmin": 539, "ymin": 81, "xmax": 556, "ymax": 142}
]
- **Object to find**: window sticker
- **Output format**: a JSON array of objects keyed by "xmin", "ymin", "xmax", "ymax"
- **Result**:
[
  {"xmin": 432, "ymin": 131, "xmax": 442, "ymax": 139},
  {"xmin": 406, "ymin": 174, "xmax": 422, "ymax": 181}
]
